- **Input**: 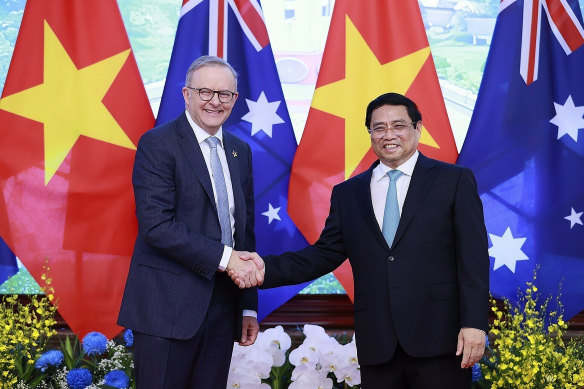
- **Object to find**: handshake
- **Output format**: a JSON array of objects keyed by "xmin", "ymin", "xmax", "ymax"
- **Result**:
[{"xmin": 226, "ymin": 251, "xmax": 265, "ymax": 288}]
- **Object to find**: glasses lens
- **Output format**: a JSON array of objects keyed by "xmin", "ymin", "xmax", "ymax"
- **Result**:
[
  {"xmin": 218, "ymin": 91, "xmax": 233, "ymax": 103},
  {"xmin": 198, "ymin": 88, "xmax": 214, "ymax": 101}
]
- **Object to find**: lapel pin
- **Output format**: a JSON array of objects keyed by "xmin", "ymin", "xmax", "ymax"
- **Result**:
[{"xmin": 232, "ymin": 150, "xmax": 238, "ymax": 157}]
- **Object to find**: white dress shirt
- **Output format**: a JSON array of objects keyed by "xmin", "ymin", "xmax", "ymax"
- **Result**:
[{"xmin": 370, "ymin": 151, "xmax": 419, "ymax": 230}]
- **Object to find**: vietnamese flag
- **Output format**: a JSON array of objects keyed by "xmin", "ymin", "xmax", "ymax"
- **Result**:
[
  {"xmin": 0, "ymin": 0, "xmax": 154, "ymax": 338},
  {"xmin": 288, "ymin": 0, "xmax": 458, "ymax": 299}
]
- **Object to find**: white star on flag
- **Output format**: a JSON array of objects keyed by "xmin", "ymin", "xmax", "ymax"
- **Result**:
[
  {"xmin": 564, "ymin": 207, "xmax": 583, "ymax": 229},
  {"xmin": 241, "ymin": 91, "xmax": 285, "ymax": 137},
  {"xmin": 489, "ymin": 227, "xmax": 529, "ymax": 273},
  {"xmin": 262, "ymin": 203, "xmax": 281, "ymax": 224},
  {"xmin": 550, "ymin": 95, "xmax": 584, "ymax": 142}
]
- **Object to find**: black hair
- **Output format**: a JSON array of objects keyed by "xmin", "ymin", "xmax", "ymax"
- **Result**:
[{"xmin": 365, "ymin": 93, "xmax": 422, "ymax": 128}]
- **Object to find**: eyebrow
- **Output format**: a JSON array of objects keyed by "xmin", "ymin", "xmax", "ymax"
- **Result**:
[{"xmin": 371, "ymin": 120, "xmax": 408, "ymax": 126}]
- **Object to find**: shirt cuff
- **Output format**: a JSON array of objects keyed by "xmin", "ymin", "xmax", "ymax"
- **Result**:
[
  {"xmin": 218, "ymin": 246, "xmax": 232, "ymax": 271},
  {"xmin": 243, "ymin": 310, "xmax": 257, "ymax": 318}
]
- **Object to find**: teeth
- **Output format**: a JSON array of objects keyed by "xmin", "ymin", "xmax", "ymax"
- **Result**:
[{"xmin": 384, "ymin": 145, "xmax": 397, "ymax": 149}]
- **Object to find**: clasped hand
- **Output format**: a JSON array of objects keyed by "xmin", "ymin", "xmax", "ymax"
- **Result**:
[{"xmin": 226, "ymin": 251, "xmax": 265, "ymax": 288}]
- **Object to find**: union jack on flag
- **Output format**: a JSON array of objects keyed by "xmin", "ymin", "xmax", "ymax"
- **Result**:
[
  {"xmin": 519, "ymin": 0, "xmax": 584, "ymax": 84},
  {"xmin": 156, "ymin": 0, "xmax": 311, "ymax": 320}
]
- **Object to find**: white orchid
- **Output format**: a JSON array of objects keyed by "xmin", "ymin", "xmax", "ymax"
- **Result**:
[
  {"xmin": 317, "ymin": 337, "xmax": 343, "ymax": 373},
  {"xmin": 227, "ymin": 324, "xmax": 361, "ymax": 388},
  {"xmin": 289, "ymin": 343, "xmax": 319, "ymax": 369},
  {"xmin": 334, "ymin": 364, "xmax": 362, "ymax": 387},
  {"xmin": 289, "ymin": 365, "xmax": 333, "ymax": 389},
  {"xmin": 255, "ymin": 325, "xmax": 291, "ymax": 367}
]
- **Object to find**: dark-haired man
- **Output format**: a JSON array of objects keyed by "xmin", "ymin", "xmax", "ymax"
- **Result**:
[{"xmin": 236, "ymin": 93, "xmax": 489, "ymax": 388}]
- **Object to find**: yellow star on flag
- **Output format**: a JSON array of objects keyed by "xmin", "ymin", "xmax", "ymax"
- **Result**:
[
  {"xmin": 312, "ymin": 15, "xmax": 438, "ymax": 179},
  {"xmin": 0, "ymin": 20, "xmax": 136, "ymax": 185}
]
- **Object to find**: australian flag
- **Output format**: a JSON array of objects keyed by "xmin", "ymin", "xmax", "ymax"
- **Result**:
[
  {"xmin": 458, "ymin": 0, "xmax": 584, "ymax": 320},
  {"xmin": 156, "ymin": 0, "xmax": 310, "ymax": 320}
]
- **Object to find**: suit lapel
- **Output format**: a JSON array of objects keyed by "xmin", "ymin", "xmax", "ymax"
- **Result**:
[
  {"xmin": 356, "ymin": 161, "xmax": 391, "ymax": 251},
  {"xmin": 392, "ymin": 153, "xmax": 437, "ymax": 248},
  {"xmin": 223, "ymin": 133, "xmax": 246, "ymax": 248},
  {"xmin": 175, "ymin": 113, "xmax": 216, "ymax": 211}
]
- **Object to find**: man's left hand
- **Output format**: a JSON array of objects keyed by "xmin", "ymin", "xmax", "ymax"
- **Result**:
[
  {"xmin": 456, "ymin": 327, "xmax": 486, "ymax": 368},
  {"xmin": 239, "ymin": 316, "xmax": 259, "ymax": 346}
]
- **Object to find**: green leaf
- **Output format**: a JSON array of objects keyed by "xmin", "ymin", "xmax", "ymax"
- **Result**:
[{"xmin": 29, "ymin": 373, "xmax": 46, "ymax": 388}]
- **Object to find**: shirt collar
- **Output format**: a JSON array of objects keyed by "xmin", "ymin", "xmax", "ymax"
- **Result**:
[
  {"xmin": 185, "ymin": 109, "xmax": 224, "ymax": 148},
  {"xmin": 373, "ymin": 150, "xmax": 419, "ymax": 182}
]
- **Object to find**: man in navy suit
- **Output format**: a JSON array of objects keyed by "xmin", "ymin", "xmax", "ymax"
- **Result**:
[
  {"xmin": 235, "ymin": 93, "xmax": 489, "ymax": 388},
  {"xmin": 118, "ymin": 56, "xmax": 263, "ymax": 389}
]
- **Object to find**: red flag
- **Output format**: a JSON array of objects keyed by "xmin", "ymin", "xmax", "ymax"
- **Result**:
[
  {"xmin": 0, "ymin": 0, "xmax": 154, "ymax": 338},
  {"xmin": 288, "ymin": 0, "xmax": 458, "ymax": 300}
]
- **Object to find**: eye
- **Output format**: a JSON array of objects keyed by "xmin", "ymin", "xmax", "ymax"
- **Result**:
[
  {"xmin": 199, "ymin": 88, "xmax": 213, "ymax": 98},
  {"xmin": 219, "ymin": 91, "xmax": 232, "ymax": 99}
]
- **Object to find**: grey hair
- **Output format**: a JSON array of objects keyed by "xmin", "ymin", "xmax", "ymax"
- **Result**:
[{"xmin": 185, "ymin": 55, "xmax": 238, "ymax": 90}]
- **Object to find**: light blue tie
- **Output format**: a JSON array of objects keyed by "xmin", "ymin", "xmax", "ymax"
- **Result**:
[
  {"xmin": 382, "ymin": 170, "xmax": 403, "ymax": 247},
  {"xmin": 206, "ymin": 136, "xmax": 233, "ymax": 247}
]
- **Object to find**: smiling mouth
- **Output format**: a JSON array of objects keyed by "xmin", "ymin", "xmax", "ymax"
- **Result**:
[
  {"xmin": 204, "ymin": 109, "xmax": 222, "ymax": 115},
  {"xmin": 383, "ymin": 145, "xmax": 398, "ymax": 150}
]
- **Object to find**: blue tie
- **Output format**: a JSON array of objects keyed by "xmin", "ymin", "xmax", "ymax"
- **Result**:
[
  {"xmin": 382, "ymin": 170, "xmax": 403, "ymax": 247},
  {"xmin": 206, "ymin": 136, "xmax": 233, "ymax": 247}
]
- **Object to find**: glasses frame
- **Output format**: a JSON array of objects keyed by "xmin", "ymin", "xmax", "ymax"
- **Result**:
[
  {"xmin": 186, "ymin": 86, "xmax": 237, "ymax": 103},
  {"xmin": 368, "ymin": 121, "xmax": 418, "ymax": 139}
]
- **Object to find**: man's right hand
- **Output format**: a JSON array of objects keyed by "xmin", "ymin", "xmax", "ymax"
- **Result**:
[{"xmin": 226, "ymin": 250, "xmax": 264, "ymax": 288}]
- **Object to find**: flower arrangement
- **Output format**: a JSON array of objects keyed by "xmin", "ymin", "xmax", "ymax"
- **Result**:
[
  {"xmin": 476, "ymin": 274, "xmax": 584, "ymax": 388},
  {"xmin": 11, "ymin": 329, "xmax": 134, "ymax": 389},
  {"xmin": 227, "ymin": 324, "xmax": 360, "ymax": 389},
  {"xmin": 0, "ymin": 265, "xmax": 57, "ymax": 389}
]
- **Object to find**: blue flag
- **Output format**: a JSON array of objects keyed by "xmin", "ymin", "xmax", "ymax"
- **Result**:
[
  {"xmin": 0, "ymin": 236, "xmax": 17, "ymax": 285},
  {"xmin": 458, "ymin": 0, "xmax": 584, "ymax": 320},
  {"xmin": 156, "ymin": 0, "xmax": 310, "ymax": 320}
]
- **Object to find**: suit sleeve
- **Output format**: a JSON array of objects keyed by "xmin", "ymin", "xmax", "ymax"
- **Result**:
[
  {"xmin": 241, "ymin": 142, "xmax": 257, "ymax": 311},
  {"xmin": 262, "ymin": 186, "xmax": 348, "ymax": 288},
  {"xmin": 454, "ymin": 168, "xmax": 489, "ymax": 332},
  {"xmin": 133, "ymin": 130, "xmax": 223, "ymax": 278}
]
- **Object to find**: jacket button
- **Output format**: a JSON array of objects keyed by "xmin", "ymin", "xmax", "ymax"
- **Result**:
[{"xmin": 388, "ymin": 256, "xmax": 395, "ymax": 262}]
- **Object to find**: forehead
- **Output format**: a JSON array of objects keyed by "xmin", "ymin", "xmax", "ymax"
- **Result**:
[
  {"xmin": 370, "ymin": 104, "xmax": 409, "ymax": 122},
  {"xmin": 190, "ymin": 65, "xmax": 236, "ymax": 89}
]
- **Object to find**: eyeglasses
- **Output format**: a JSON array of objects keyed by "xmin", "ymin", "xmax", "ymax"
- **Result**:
[
  {"xmin": 368, "ymin": 121, "xmax": 417, "ymax": 139},
  {"xmin": 187, "ymin": 87, "xmax": 237, "ymax": 103}
]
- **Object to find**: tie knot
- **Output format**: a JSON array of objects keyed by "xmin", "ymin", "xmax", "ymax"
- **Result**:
[
  {"xmin": 206, "ymin": 136, "xmax": 220, "ymax": 149},
  {"xmin": 387, "ymin": 170, "xmax": 402, "ymax": 182}
]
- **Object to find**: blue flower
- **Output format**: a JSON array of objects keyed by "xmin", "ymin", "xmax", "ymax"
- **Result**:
[
  {"xmin": 123, "ymin": 329, "xmax": 133, "ymax": 347},
  {"xmin": 82, "ymin": 331, "xmax": 108, "ymax": 356},
  {"xmin": 471, "ymin": 363, "xmax": 482, "ymax": 382},
  {"xmin": 35, "ymin": 350, "xmax": 64, "ymax": 372},
  {"xmin": 104, "ymin": 370, "xmax": 130, "ymax": 389},
  {"xmin": 66, "ymin": 368, "xmax": 92, "ymax": 389}
]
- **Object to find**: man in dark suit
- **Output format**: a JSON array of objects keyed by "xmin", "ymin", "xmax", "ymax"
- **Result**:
[
  {"xmin": 118, "ymin": 56, "xmax": 264, "ymax": 389},
  {"xmin": 235, "ymin": 93, "xmax": 489, "ymax": 388}
]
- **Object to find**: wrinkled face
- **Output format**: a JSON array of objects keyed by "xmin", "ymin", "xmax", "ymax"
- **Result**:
[
  {"xmin": 370, "ymin": 104, "xmax": 421, "ymax": 169},
  {"xmin": 182, "ymin": 65, "xmax": 238, "ymax": 135}
]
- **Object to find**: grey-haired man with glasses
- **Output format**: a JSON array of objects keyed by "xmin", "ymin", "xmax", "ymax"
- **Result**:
[
  {"xmin": 118, "ymin": 55, "xmax": 262, "ymax": 389},
  {"xmin": 234, "ymin": 92, "xmax": 489, "ymax": 388}
]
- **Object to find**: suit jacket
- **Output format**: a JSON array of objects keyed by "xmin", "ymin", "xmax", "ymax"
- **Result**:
[
  {"xmin": 262, "ymin": 153, "xmax": 489, "ymax": 366},
  {"xmin": 118, "ymin": 112, "xmax": 256, "ymax": 340}
]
